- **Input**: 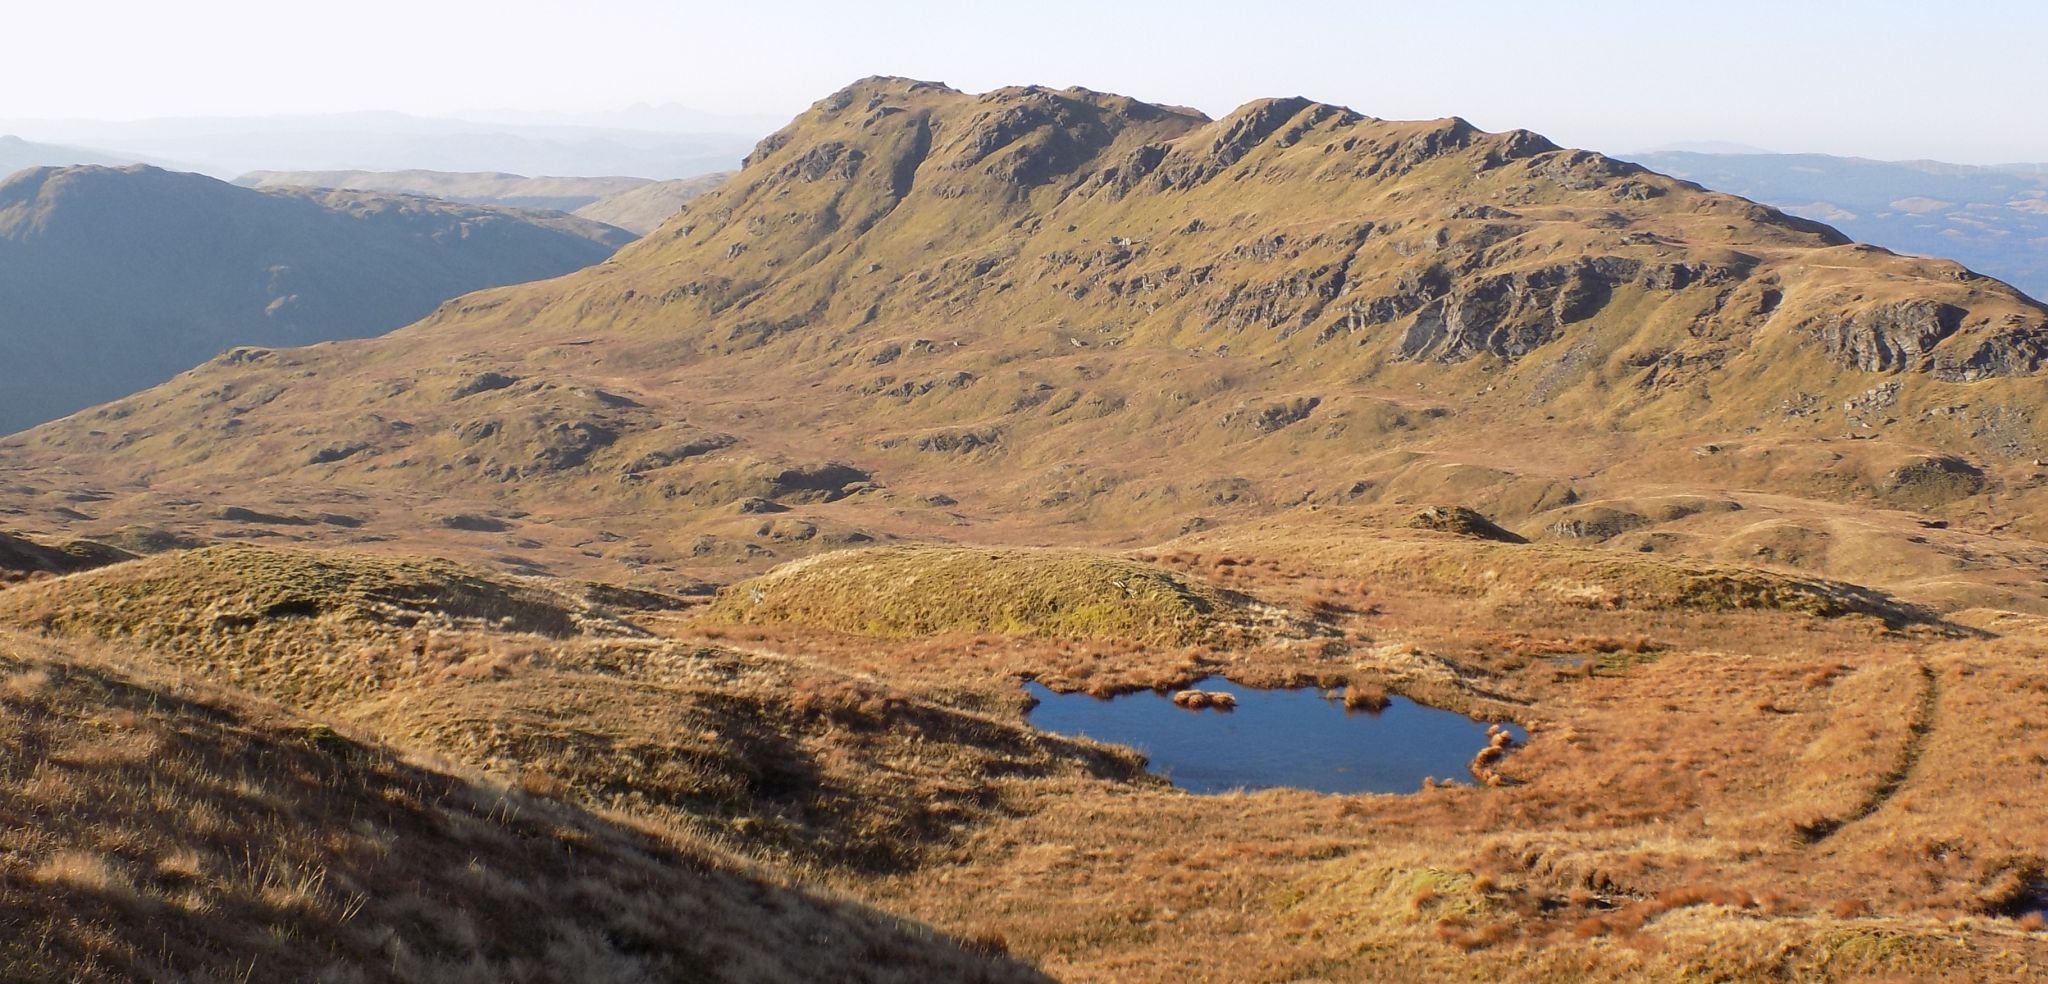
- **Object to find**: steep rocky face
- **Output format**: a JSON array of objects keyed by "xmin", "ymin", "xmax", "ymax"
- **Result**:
[{"xmin": 5, "ymin": 78, "xmax": 2048, "ymax": 585}]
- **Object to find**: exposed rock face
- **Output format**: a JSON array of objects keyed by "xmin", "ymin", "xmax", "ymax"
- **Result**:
[
  {"xmin": 1811, "ymin": 301, "xmax": 1969, "ymax": 374},
  {"xmin": 1544, "ymin": 507, "xmax": 1653, "ymax": 542},
  {"xmin": 1398, "ymin": 261, "xmax": 1628, "ymax": 362},
  {"xmin": 1403, "ymin": 506, "xmax": 1527, "ymax": 544},
  {"xmin": 1222, "ymin": 397, "xmax": 1321, "ymax": 433}
]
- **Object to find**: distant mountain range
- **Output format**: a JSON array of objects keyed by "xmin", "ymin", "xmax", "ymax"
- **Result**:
[
  {"xmin": 0, "ymin": 164, "xmax": 634, "ymax": 433},
  {"xmin": 234, "ymin": 169, "xmax": 731, "ymax": 234},
  {"xmin": 0, "ymin": 111, "xmax": 759, "ymax": 180},
  {"xmin": 1628, "ymin": 150, "xmax": 2048, "ymax": 300},
  {"xmin": 0, "ymin": 134, "xmax": 151, "ymax": 173}
]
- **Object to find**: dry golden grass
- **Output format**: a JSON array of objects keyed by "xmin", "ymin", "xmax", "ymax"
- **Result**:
[
  {"xmin": 701, "ymin": 545, "xmax": 1255, "ymax": 645},
  {"xmin": 2, "ymin": 530, "xmax": 2046, "ymax": 980},
  {"xmin": 0, "ymin": 629, "xmax": 1053, "ymax": 983},
  {"xmin": 0, "ymin": 544, "xmax": 643, "ymax": 709}
]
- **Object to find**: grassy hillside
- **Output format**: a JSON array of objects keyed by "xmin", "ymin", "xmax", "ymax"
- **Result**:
[
  {"xmin": 0, "ymin": 629, "xmax": 1051, "ymax": 982},
  {"xmin": 5, "ymin": 535, "xmax": 2043, "ymax": 980},
  {"xmin": 6, "ymin": 80, "xmax": 2047, "ymax": 608},
  {"xmin": 0, "ymin": 164, "xmax": 634, "ymax": 433},
  {"xmin": 4, "ymin": 77, "xmax": 2048, "ymax": 982}
]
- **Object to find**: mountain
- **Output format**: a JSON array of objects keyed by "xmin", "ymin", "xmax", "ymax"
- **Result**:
[
  {"xmin": 234, "ymin": 168, "xmax": 733, "ymax": 234},
  {"xmin": 11, "ymin": 79, "xmax": 2048, "ymax": 981},
  {"xmin": 6, "ymin": 78, "xmax": 2048, "ymax": 609},
  {"xmin": 0, "ymin": 134, "xmax": 144, "ymax": 174},
  {"xmin": 1630, "ymin": 150, "xmax": 2048, "ymax": 300},
  {"xmin": 234, "ymin": 169, "xmax": 655, "ymax": 212},
  {"xmin": 0, "ymin": 164, "xmax": 635, "ymax": 433},
  {"xmin": 571, "ymin": 172, "xmax": 732, "ymax": 233},
  {"xmin": 0, "ymin": 111, "xmax": 757, "ymax": 178}
]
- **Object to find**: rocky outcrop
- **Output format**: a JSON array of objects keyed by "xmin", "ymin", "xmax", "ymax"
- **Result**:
[
  {"xmin": 1397, "ymin": 259, "xmax": 1632, "ymax": 362},
  {"xmin": 1882, "ymin": 455, "xmax": 1987, "ymax": 509},
  {"xmin": 1220, "ymin": 397, "xmax": 1321, "ymax": 433},
  {"xmin": 1810, "ymin": 301, "xmax": 1969, "ymax": 373},
  {"xmin": 1403, "ymin": 506, "xmax": 1526, "ymax": 544}
]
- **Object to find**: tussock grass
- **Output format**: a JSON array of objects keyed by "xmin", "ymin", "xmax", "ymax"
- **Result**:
[
  {"xmin": 1171, "ymin": 520, "xmax": 1938, "ymax": 625},
  {"xmin": 703, "ymin": 545, "xmax": 1249, "ymax": 644},
  {"xmin": 0, "ymin": 630, "xmax": 1053, "ymax": 983},
  {"xmin": 0, "ymin": 544, "xmax": 643, "ymax": 707}
]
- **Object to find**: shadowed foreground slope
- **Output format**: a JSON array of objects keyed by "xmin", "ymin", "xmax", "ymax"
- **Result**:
[{"xmin": 0, "ymin": 629, "xmax": 1051, "ymax": 983}]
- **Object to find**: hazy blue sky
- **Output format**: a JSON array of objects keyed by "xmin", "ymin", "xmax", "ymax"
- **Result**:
[{"xmin": 6, "ymin": 0, "xmax": 2043, "ymax": 162}]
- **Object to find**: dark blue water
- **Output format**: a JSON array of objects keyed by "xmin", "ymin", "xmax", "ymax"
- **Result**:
[{"xmin": 1024, "ymin": 677, "xmax": 1524, "ymax": 795}]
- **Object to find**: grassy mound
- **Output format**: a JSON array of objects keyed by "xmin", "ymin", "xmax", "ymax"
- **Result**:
[
  {"xmin": 0, "ymin": 631, "xmax": 1050, "ymax": 983},
  {"xmin": 0, "ymin": 543, "xmax": 638, "ymax": 635},
  {"xmin": 1371, "ymin": 540, "xmax": 1933, "ymax": 623},
  {"xmin": 703, "ymin": 545, "xmax": 1243, "ymax": 643},
  {"xmin": 0, "ymin": 544, "xmax": 644, "ymax": 706}
]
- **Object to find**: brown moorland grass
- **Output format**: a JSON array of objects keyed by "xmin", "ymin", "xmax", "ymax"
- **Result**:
[
  {"xmin": 0, "ymin": 630, "xmax": 1053, "ymax": 983},
  {"xmin": 701, "ymin": 545, "xmax": 1262, "ymax": 645},
  {"xmin": 660, "ymin": 530, "xmax": 2048, "ymax": 981},
  {"xmin": 0, "ymin": 544, "xmax": 645, "ymax": 708},
  {"xmin": 1, "ymin": 545, "xmax": 1155, "ymax": 874},
  {"xmin": 8, "ymin": 536, "xmax": 2048, "ymax": 981}
]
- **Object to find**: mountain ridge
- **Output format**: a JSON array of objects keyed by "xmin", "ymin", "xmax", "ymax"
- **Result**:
[
  {"xmin": 6, "ymin": 78, "xmax": 2047, "ymax": 606},
  {"xmin": 0, "ymin": 163, "xmax": 634, "ymax": 432}
]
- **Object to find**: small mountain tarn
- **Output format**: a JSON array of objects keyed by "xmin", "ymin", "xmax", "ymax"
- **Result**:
[{"xmin": 1023, "ymin": 677, "xmax": 1525, "ymax": 794}]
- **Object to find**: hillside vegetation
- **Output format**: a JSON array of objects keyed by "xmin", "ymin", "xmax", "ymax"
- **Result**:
[
  {"xmin": 704, "ymin": 545, "xmax": 1249, "ymax": 643},
  {"xmin": 0, "ymin": 630, "xmax": 1051, "ymax": 983},
  {"xmin": 4, "ymin": 534, "xmax": 2043, "ymax": 981}
]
